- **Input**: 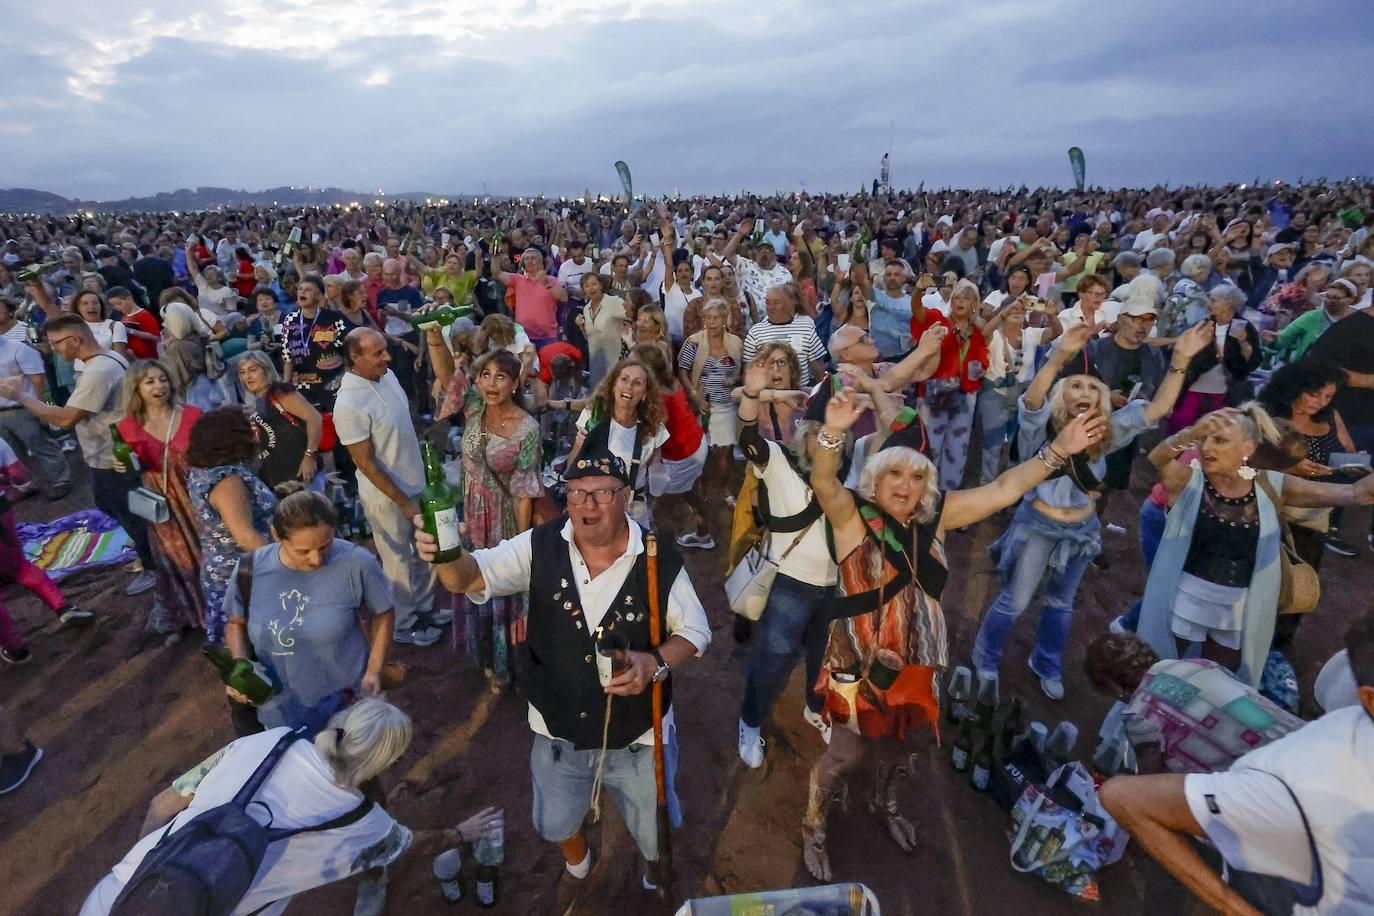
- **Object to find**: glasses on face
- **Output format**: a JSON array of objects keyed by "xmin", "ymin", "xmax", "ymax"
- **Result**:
[
  {"xmin": 565, "ymin": 485, "xmax": 626, "ymax": 506},
  {"xmin": 47, "ymin": 335, "xmax": 77, "ymax": 348},
  {"xmin": 766, "ymin": 358, "xmax": 790, "ymax": 369}
]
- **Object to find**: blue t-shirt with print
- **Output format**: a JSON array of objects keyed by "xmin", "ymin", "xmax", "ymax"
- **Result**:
[{"xmin": 225, "ymin": 539, "xmax": 393, "ymax": 733}]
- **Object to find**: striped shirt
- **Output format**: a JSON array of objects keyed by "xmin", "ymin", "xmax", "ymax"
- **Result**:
[{"xmin": 742, "ymin": 315, "xmax": 825, "ymax": 386}]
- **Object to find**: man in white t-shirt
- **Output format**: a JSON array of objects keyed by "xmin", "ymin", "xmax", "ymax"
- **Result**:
[
  {"xmin": 332, "ymin": 328, "xmax": 442, "ymax": 649},
  {"xmin": 741, "ymin": 288, "xmax": 826, "ymax": 387},
  {"xmin": 1101, "ymin": 611, "xmax": 1374, "ymax": 916}
]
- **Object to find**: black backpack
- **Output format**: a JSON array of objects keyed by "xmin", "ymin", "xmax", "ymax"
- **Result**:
[{"xmin": 111, "ymin": 730, "xmax": 373, "ymax": 916}]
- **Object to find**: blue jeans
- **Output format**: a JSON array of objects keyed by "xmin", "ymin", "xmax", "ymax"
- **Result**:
[
  {"xmin": 740, "ymin": 574, "xmax": 830, "ymax": 727},
  {"xmin": 976, "ymin": 387, "xmax": 1018, "ymax": 484},
  {"xmin": 972, "ymin": 528, "xmax": 1094, "ymax": 680},
  {"xmin": 1120, "ymin": 499, "xmax": 1167, "ymax": 631}
]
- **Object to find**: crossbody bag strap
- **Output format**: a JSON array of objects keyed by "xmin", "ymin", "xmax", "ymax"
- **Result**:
[
  {"xmin": 267, "ymin": 798, "xmax": 376, "ymax": 841},
  {"xmin": 230, "ymin": 731, "xmax": 299, "ymax": 808}
]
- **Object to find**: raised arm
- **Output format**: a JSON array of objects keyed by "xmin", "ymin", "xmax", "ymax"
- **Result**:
[
  {"xmin": 876, "ymin": 323, "xmax": 947, "ymax": 392},
  {"xmin": 1143, "ymin": 320, "xmax": 1213, "ymax": 423},
  {"xmin": 723, "ymin": 218, "xmax": 750, "ymax": 264},
  {"xmin": 1024, "ymin": 320, "xmax": 1103, "ymax": 411},
  {"xmin": 942, "ymin": 410, "xmax": 1106, "ymax": 531},
  {"xmin": 811, "ymin": 388, "xmax": 869, "ymax": 560},
  {"xmin": 24, "ymin": 280, "xmax": 61, "ymax": 319},
  {"xmin": 1148, "ymin": 427, "xmax": 1198, "ymax": 504}
]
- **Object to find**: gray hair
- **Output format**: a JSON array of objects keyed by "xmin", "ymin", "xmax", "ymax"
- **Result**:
[
  {"xmin": 1145, "ymin": 248, "xmax": 1176, "ymax": 270},
  {"xmin": 1112, "ymin": 251, "xmax": 1143, "ymax": 269},
  {"xmin": 1180, "ymin": 253, "xmax": 1212, "ymax": 280},
  {"xmin": 1210, "ymin": 282, "xmax": 1246, "ymax": 310},
  {"xmin": 857, "ymin": 446, "xmax": 940, "ymax": 524},
  {"xmin": 314, "ymin": 698, "xmax": 414, "ymax": 790},
  {"xmin": 162, "ymin": 301, "xmax": 210, "ymax": 339},
  {"xmin": 828, "ymin": 324, "xmax": 866, "ymax": 363},
  {"xmin": 237, "ymin": 348, "xmax": 281, "ymax": 382},
  {"xmin": 700, "ymin": 297, "xmax": 729, "ymax": 320},
  {"xmin": 362, "ymin": 251, "xmax": 384, "ymax": 269}
]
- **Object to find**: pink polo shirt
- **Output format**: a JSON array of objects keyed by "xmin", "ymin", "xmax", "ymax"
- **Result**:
[{"xmin": 507, "ymin": 274, "xmax": 559, "ymax": 340}]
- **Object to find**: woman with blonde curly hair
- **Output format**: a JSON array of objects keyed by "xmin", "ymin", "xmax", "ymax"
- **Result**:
[
  {"xmin": 567, "ymin": 358, "xmax": 667, "ymax": 525},
  {"xmin": 970, "ymin": 318, "xmax": 1213, "ymax": 700},
  {"xmin": 800, "ymin": 381, "xmax": 1106, "ymax": 880}
]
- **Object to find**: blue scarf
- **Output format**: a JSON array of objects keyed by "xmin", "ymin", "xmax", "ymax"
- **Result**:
[{"xmin": 1137, "ymin": 466, "xmax": 1282, "ymax": 687}]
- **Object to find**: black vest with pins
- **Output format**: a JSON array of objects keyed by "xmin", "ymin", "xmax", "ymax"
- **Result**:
[{"xmin": 524, "ymin": 518, "xmax": 682, "ymax": 750}]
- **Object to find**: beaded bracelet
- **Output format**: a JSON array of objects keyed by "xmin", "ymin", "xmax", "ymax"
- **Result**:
[{"xmin": 817, "ymin": 429, "xmax": 845, "ymax": 451}]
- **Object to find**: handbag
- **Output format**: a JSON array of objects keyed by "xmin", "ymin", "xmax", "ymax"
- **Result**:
[
  {"xmin": 724, "ymin": 527, "xmax": 808, "ymax": 621},
  {"xmin": 1255, "ymin": 475, "xmax": 1320, "ymax": 614},
  {"xmin": 1008, "ymin": 762, "xmax": 1129, "ymax": 901},
  {"xmin": 127, "ymin": 411, "xmax": 175, "ymax": 524}
]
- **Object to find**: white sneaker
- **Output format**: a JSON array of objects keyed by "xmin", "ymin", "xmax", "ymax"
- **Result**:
[
  {"xmin": 802, "ymin": 707, "xmax": 832, "ymax": 745},
  {"xmin": 737, "ymin": 719, "xmax": 764, "ymax": 768}
]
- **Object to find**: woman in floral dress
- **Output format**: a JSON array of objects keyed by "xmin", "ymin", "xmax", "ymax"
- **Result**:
[
  {"xmin": 455, "ymin": 349, "xmax": 543, "ymax": 689},
  {"xmin": 185, "ymin": 407, "xmax": 276, "ymax": 645}
]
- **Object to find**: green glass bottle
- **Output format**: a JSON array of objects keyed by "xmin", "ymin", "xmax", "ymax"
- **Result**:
[
  {"xmin": 109, "ymin": 424, "xmax": 141, "ymax": 474},
  {"xmin": 409, "ymin": 303, "xmax": 472, "ymax": 331},
  {"xmin": 15, "ymin": 260, "xmax": 59, "ymax": 283},
  {"xmin": 420, "ymin": 441, "xmax": 462, "ymax": 563},
  {"xmin": 202, "ymin": 645, "xmax": 277, "ymax": 705}
]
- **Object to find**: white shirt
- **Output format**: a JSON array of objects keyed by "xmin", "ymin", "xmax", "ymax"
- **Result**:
[
  {"xmin": 752, "ymin": 440, "xmax": 837, "ymax": 586},
  {"xmin": 0, "ymin": 336, "xmax": 43, "ymax": 407},
  {"xmin": 662, "ymin": 281, "xmax": 690, "ymax": 341},
  {"xmin": 469, "ymin": 518, "xmax": 711, "ymax": 746},
  {"xmin": 920, "ymin": 290, "xmax": 951, "ymax": 317},
  {"xmin": 556, "ymin": 256, "xmax": 593, "ymax": 294},
  {"xmin": 80, "ymin": 728, "xmax": 407, "ymax": 916},
  {"xmin": 194, "ymin": 278, "xmax": 239, "ymax": 316},
  {"xmin": 333, "ymin": 370, "xmax": 424, "ymax": 502},
  {"xmin": 573, "ymin": 410, "xmax": 668, "ymax": 492}
]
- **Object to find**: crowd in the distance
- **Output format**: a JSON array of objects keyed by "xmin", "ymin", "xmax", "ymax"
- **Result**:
[{"xmin": 2, "ymin": 178, "xmax": 1373, "ymax": 915}]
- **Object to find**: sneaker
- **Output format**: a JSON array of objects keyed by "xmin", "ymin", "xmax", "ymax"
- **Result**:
[
  {"xmin": 393, "ymin": 624, "xmax": 442, "ymax": 647},
  {"xmin": 353, "ymin": 867, "xmax": 387, "ymax": 916},
  {"xmin": 802, "ymin": 706, "xmax": 832, "ymax": 745},
  {"xmin": 57, "ymin": 606, "xmax": 94, "ymax": 628},
  {"xmin": 1, "ymin": 645, "xmax": 32, "ymax": 665},
  {"xmin": 1325, "ymin": 537, "xmax": 1358, "ymax": 558},
  {"xmin": 59, "ymin": 436, "xmax": 78, "ymax": 453},
  {"xmin": 675, "ymin": 531, "xmax": 716, "ymax": 549},
  {"xmin": 124, "ymin": 570, "xmax": 156, "ymax": 595},
  {"xmin": 1030, "ymin": 658, "xmax": 1064, "ymax": 701},
  {"xmin": 0, "ymin": 742, "xmax": 43, "ymax": 795},
  {"xmin": 737, "ymin": 719, "xmax": 764, "ymax": 768}
]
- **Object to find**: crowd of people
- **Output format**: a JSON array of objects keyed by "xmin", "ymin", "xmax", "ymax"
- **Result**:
[{"xmin": 2, "ymin": 178, "xmax": 1373, "ymax": 914}]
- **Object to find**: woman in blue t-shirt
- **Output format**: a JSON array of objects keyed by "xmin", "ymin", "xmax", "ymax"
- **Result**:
[{"xmin": 223, "ymin": 482, "xmax": 395, "ymax": 736}]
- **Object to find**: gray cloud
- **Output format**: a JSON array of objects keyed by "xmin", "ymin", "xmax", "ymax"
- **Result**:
[{"xmin": 0, "ymin": 0, "xmax": 1369, "ymax": 200}]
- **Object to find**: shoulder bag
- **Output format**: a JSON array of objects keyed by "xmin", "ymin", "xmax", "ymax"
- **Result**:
[{"xmin": 127, "ymin": 410, "xmax": 175, "ymax": 524}]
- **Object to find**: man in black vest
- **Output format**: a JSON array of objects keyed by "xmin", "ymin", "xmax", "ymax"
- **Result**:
[{"xmin": 414, "ymin": 448, "xmax": 710, "ymax": 904}]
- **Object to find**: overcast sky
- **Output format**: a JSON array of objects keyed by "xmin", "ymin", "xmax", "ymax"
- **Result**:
[{"xmin": 2, "ymin": 0, "xmax": 1370, "ymax": 200}]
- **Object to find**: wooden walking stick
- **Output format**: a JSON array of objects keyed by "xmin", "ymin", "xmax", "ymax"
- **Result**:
[{"xmin": 645, "ymin": 533, "xmax": 675, "ymax": 906}]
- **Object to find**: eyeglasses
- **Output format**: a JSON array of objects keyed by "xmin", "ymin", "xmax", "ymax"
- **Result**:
[
  {"xmin": 47, "ymin": 335, "xmax": 78, "ymax": 347},
  {"xmin": 766, "ymin": 358, "xmax": 790, "ymax": 369},
  {"xmin": 565, "ymin": 485, "xmax": 626, "ymax": 506}
]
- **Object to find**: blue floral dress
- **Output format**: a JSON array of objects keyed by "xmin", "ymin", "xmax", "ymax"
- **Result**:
[{"xmin": 187, "ymin": 464, "xmax": 276, "ymax": 644}]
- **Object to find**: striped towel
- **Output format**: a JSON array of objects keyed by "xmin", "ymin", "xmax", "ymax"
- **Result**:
[{"xmin": 17, "ymin": 509, "xmax": 136, "ymax": 578}]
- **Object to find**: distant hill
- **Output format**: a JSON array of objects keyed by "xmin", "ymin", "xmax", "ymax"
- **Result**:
[{"xmin": 0, "ymin": 186, "xmax": 467, "ymax": 215}]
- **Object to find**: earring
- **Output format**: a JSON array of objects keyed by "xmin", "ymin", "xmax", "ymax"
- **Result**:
[{"xmin": 1237, "ymin": 455, "xmax": 1258, "ymax": 481}]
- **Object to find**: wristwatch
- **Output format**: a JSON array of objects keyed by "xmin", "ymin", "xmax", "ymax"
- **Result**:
[{"xmin": 648, "ymin": 645, "xmax": 670, "ymax": 683}]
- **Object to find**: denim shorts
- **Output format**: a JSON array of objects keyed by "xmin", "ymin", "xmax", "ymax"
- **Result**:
[{"xmin": 529, "ymin": 725, "xmax": 681, "ymax": 861}]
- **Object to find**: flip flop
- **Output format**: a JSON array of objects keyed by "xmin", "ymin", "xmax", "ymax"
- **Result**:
[{"xmin": 433, "ymin": 848, "xmax": 463, "ymax": 903}]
